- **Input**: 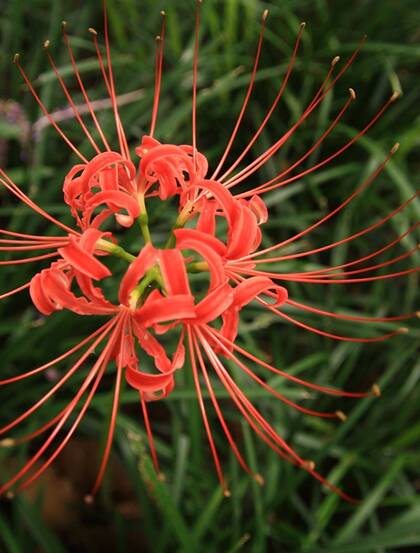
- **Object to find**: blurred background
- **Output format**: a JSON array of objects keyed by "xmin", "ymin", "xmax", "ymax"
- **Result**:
[{"xmin": 0, "ymin": 0, "xmax": 419, "ymax": 551}]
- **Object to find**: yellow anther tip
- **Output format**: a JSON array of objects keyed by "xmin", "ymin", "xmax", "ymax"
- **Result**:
[
  {"xmin": 335, "ymin": 410, "xmax": 348, "ymax": 422},
  {"xmin": 255, "ymin": 473, "xmax": 265, "ymax": 486},
  {"xmin": 371, "ymin": 383, "xmax": 381, "ymax": 397},
  {"xmin": 303, "ymin": 460, "xmax": 316, "ymax": 471},
  {"xmin": 0, "ymin": 438, "xmax": 15, "ymax": 448}
]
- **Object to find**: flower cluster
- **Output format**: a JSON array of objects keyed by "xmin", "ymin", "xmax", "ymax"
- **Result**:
[{"xmin": 0, "ymin": 3, "xmax": 418, "ymax": 501}]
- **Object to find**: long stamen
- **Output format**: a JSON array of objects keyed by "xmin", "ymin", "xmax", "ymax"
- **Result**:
[
  {"xmin": 17, "ymin": 318, "xmax": 124, "ymax": 496},
  {"xmin": 89, "ymin": 314, "xmax": 127, "ymax": 497},
  {"xmin": 0, "ymin": 229, "xmax": 68, "ymax": 241},
  {"xmin": 43, "ymin": 40, "xmax": 102, "ymax": 154},
  {"xmin": 0, "ymin": 171, "xmax": 79, "ymax": 236},
  {"xmin": 207, "ymin": 326, "xmax": 376, "ymax": 398},
  {"xmin": 258, "ymin": 296, "xmax": 408, "ymax": 341},
  {"xmin": 238, "ymin": 92, "xmax": 400, "ymax": 198},
  {"xmin": 217, "ymin": 20, "xmax": 306, "ymax": 183},
  {"xmin": 223, "ymin": 37, "xmax": 366, "ymax": 189},
  {"xmin": 62, "ymin": 21, "xmax": 112, "ymax": 151},
  {"xmin": 0, "ymin": 252, "xmax": 59, "ymax": 266},
  {"xmin": 102, "ymin": 0, "xmax": 131, "ymax": 160},
  {"xmin": 202, "ymin": 326, "xmax": 344, "ymax": 420},
  {"xmin": 258, "ymin": 268, "xmax": 419, "ymax": 284},
  {"xmin": 89, "ymin": 28, "xmax": 129, "ymax": 159},
  {"xmin": 150, "ymin": 12, "xmax": 166, "ymax": 138},
  {"xmin": 0, "ymin": 316, "xmax": 122, "ymax": 496},
  {"xmin": 192, "ymin": 0, "xmax": 202, "ymax": 170},
  {"xmin": 228, "ymin": 270, "xmax": 411, "ymax": 340},
  {"xmin": 253, "ymin": 223, "xmax": 418, "ymax": 269},
  {"xmin": 0, "ymin": 317, "xmax": 118, "ymax": 437},
  {"xmin": 286, "ymin": 299, "xmax": 417, "ymax": 323},
  {"xmin": 0, "ymin": 241, "xmax": 68, "ymax": 252},
  {"xmin": 13, "ymin": 54, "xmax": 88, "ymax": 162},
  {"xmin": 187, "ymin": 326, "xmax": 230, "ymax": 496},
  {"xmin": 233, "ymin": 87, "xmax": 356, "ymax": 193},
  {"xmin": 285, "ymin": 247, "xmax": 417, "ymax": 279},
  {"xmin": 243, "ymin": 145, "xmax": 404, "ymax": 262},
  {"xmin": 211, "ymin": 9, "xmax": 269, "ymax": 181},
  {"xmin": 140, "ymin": 393, "xmax": 161, "ymax": 475},
  {"xmin": 0, "ymin": 281, "xmax": 31, "ymax": 301},
  {"xmin": 192, "ymin": 330, "xmax": 256, "ymax": 479},
  {"xmin": 0, "ymin": 238, "xmax": 64, "ymax": 245},
  {"xmin": 198, "ymin": 328, "xmax": 303, "ymax": 462},
  {"xmin": 0, "ymin": 319, "xmax": 115, "ymax": 386},
  {"xmin": 199, "ymin": 328, "xmax": 359, "ymax": 502}
]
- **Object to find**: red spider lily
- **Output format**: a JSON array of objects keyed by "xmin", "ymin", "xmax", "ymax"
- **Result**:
[{"xmin": 0, "ymin": 0, "xmax": 418, "ymax": 502}]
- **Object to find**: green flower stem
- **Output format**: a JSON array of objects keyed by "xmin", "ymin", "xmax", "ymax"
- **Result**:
[
  {"xmin": 97, "ymin": 239, "xmax": 136, "ymax": 263},
  {"xmin": 138, "ymin": 193, "xmax": 152, "ymax": 244}
]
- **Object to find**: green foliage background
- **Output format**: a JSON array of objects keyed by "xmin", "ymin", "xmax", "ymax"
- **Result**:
[{"xmin": 0, "ymin": 0, "xmax": 419, "ymax": 551}]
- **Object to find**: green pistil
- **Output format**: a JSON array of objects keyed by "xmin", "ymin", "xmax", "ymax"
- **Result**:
[
  {"xmin": 165, "ymin": 202, "xmax": 196, "ymax": 249},
  {"xmin": 129, "ymin": 266, "xmax": 162, "ymax": 309}
]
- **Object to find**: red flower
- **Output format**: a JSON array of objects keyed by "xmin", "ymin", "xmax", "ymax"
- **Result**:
[{"xmin": 0, "ymin": 2, "xmax": 418, "ymax": 502}]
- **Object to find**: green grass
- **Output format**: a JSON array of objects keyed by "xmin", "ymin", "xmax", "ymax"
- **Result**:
[{"xmin": 0, "ymin": 0, "xmax": 419, "ymax": 551}]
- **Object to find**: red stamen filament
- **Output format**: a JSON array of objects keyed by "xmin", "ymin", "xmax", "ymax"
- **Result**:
[
  {"xmin": 207, "ymin": 326, "xmax": 374, "ymax": 398},
  {"xmin": 286, "ymin": 299, "xmax": 417, "ymax": 323},
  {"xmin": 243, "ymin": 147, "xmax": 407, "ymax": 262},
  {"xmin": 150, "ymin": 12, "xmax": 166, "ymax": 138},
  {"xmin": 222, "ymin": 38, "xmax": 366, "ymax": 190},
  {"xmin": 200, "ymin": 328, "xmax": 359, "ymax": 502},
  {"xmin": 192, "ymin": 0, "xmax": 202, "ymax": 171},
  {"xmin": 0, "ymin": 170, "xmax": 79, "ymax": 236},
  {"xmin": 13, "ymin": 55, "xmax": 88, "ymax": 163},
  {"xmin": 202, "ymin": 326, "xmax": 344, "ymax": 420},
  {"xmin": 62, "ymin": 22, "xmax": 112, "ymax": 152},
  {"xmin": 217, "ymin": 21, "xmax": 306, "ymax": 183},
  {"xmin": 0, "ymin": 252, "xmax": 60, "ymax": 266},
  {"xmin": 102, "ymin": 0, "xmax": 131, "ymax": 161},
  {"xmin": 211, "ymin": 10, "xmax": 270, "ymax": 181},
  {"xmin": 192, "ymin": 329, "xmax": 256, "ymax": 478},
  {"xmin": 0, "ymin": 315, "xmax": 123, "ymax": 495},
  {"xmin": 0, "ymin": 319, "xmax": 115, "ymax": 386},
  {"xmin": 0, "ymin": 317, "xmax": 119, "ymax": 438},
  {"xmin": 43, "ymin": 41, "xmax": 102, "ymax": 154},
  {"xmin": 0, "ymin": 282, "xmax": 31, "ymax": 301},
  {"xmin": 89, "ymin": 313, "xmax": 128, "ymax": 497},
  {"xmin": 235, "ymin": 92, "xmax": 399, "ymax": 198},
  {"xmin": 187, "ymin": 326, "xmax": 230, "ymax": 496}
]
